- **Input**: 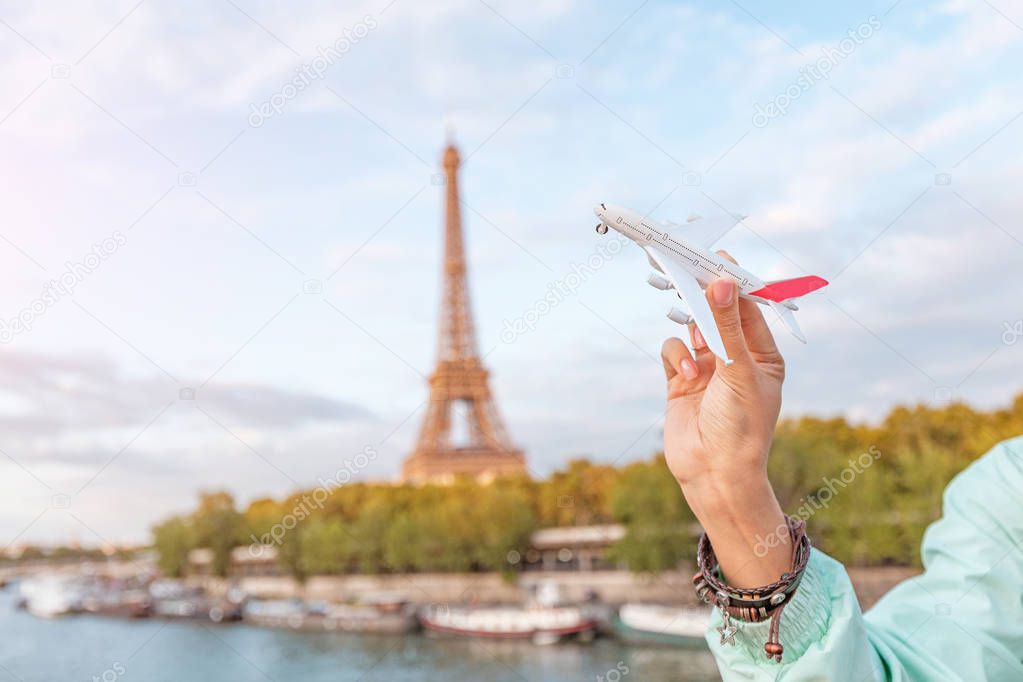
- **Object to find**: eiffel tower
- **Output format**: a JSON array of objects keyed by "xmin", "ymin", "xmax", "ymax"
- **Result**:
[{"xmin": 400, "ymin": 143, "xmax": 526, "ymax": 484}]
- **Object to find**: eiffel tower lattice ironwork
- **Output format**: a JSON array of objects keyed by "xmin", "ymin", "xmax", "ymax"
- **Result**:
[{"xmin": 401, "ymin": 143, "xmax": 526, "ymax": 484}]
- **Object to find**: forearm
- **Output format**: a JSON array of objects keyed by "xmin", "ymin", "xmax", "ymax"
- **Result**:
[{"xmin": 680, "ymin": 474, "xmax": 791, "ymax": 588}]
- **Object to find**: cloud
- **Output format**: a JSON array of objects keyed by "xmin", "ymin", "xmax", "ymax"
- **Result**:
[{"xmin": 0, "ymin": 349, "xmax": 371, "ymax": 437}]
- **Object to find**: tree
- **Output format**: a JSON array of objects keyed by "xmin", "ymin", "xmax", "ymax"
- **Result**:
[
  {"xmin": 192, "ymin": 491, "xmax": 244, "ymax": 578},
  {"xmin": 474, "ymin": 483, "xmax": 537, "ymax": 575},
  {"xmin": 537, "ymin": 459, "xmax": 617, "ymax": 526},
  {"xmin": 608, "ymin": 457, "xmax": 695, "ymax": 571},
  {"xmin": 151, "ymin": 391, "xmax": 1023, "ymax": 574},
  {"xmin": 300, "ymin": 519, "xmax": 354, "ymax": 575},
  {"xmin": 152, "ymin": 515, "xmax": 194, "ymax": 578}
]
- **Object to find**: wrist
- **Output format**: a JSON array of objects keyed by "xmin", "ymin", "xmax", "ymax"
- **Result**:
[
  {"xmin": 679, "ymin": 473, "xmax": 792, "ymax": 588},
  {"xmin": 677, "ymin": 465, "xmax": 771, "ymax": 514}
]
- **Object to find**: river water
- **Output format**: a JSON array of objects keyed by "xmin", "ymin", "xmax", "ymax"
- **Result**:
[{"xmin": 0, "ymin": 592, "xmax": 722, "ymax": 681}]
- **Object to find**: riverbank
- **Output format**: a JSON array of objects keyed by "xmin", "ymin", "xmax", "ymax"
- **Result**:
[
  {"xmin": 3, "ymin": 561, "xmax": 920, "ymax": 610},
  {"xmin": 192, "ymin": 566, "xmax": 920, "ymax": 610}
]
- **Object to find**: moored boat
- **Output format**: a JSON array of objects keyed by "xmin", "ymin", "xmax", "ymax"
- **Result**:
[
  {"xmin": 419, "ymin": 604, "xmax": 596, "ymax": 644},
  {"xmin": 318, "ymin": 601, "xmax": 418, "ymax": 634},
  {"xmin": 242, "ymin": 598, "xmax": 310, "ymax": 629},
  {"xmin": 82, "ymin": 588, "xmax": 151, "ymax": 618},
  {"xmin": 148, "ymin": 580, "xmax": 242, "ymax": 622},
  {"xmin": 244, "ymin": 596, "xmax": 418, "ymax": 634},
  {"xmin": 17, "ymin": 576, "xmax": 85, "ymax": 618},
  {"xmin": 612, "ymin": 603, "xmax": 710, "ymax": 647}
]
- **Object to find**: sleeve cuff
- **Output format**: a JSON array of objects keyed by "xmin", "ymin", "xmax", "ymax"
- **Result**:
[{"xmin": 705, "ymin": 548, "xmax": 845, "ymax": 664}]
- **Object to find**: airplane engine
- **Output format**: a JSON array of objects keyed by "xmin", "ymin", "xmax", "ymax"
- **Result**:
[
  {"xmin": 595, "ymin": 223, "xmax": 608, "ymax": 234},
  {"xmin": 646, "ymin": 272, "xmax": 672, "ymax": 291},
  {"xmin": 666, "ymin": 307, "xmax": 692, "ymax": 325}
]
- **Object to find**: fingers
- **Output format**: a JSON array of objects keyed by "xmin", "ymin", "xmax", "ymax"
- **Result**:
[
  {"xmin": 661, "ymin": 338, "xmax": 709, "ymax": 400},
  {"xmin": 688, "ymin": 322, "xmax": 717, "ymax": 376},
  {"xmin": 716, "ymin": 250, "xmax": 780, "ymax": 359},
  {"xmin": 661, "ymin": 337, "xmax": 697, "ymax": 382},
  {"xmin": 738, "ymin": 297, "xmax": 780, "ymax": 358},
  {"xmin": 706, "ymin": 278, "xmax": 752, "ymax": 370}
]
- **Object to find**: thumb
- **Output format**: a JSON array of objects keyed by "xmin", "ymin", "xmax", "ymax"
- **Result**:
[{"xmin": 706, "ymin": 279, "xmax": 752, "ymax": 371}]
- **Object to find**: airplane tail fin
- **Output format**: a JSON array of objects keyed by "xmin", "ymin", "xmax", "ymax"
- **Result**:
[
  {"xmin": 749, "ymin": 275, "xmax": 828, "ymax": 303},
  {"xmin": 747, "ymin": 276, "xmax": 826, "ymax": 343},
  {"xmin": 769, "ymin": 302, "xmax": 806, "ymax": 343}
]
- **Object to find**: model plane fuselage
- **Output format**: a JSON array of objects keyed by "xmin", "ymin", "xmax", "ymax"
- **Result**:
[
  {"xmin": 592, "ymin": 202, "xmax": 828, "ymax": 364},
  {"xmin": 594, "ymin": 203, "xmax": 770, "ymax": 301}
]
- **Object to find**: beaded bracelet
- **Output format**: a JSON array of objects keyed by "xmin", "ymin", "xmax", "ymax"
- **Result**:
[{"xmin": 693, "ymin": 515, "xmax": 810, "ymax": 662}]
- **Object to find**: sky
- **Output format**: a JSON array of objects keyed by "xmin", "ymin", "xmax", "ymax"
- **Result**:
[{"xmin": 1, "ymin": 0, "xmax": 1022, "ymax": 545}]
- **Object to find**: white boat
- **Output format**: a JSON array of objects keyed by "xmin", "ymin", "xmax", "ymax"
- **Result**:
[
  {"xmin": 18, "ymin": 576, "xmax": 85, "ymax": 618},
  {"xmin": 243, "ymin": 598, "xmax": 308, "ymax": 629},
  {"xmin": 419, "ymin": 580, "xmax": 596, "ymax": 644},
  {"xmin": 244, "ymin": 597, "xmax": 418, "ymax": 634},
  {"xmin": 149, "ymin": 581, "xmax": 242, "ymax": 622},
  {"xmin": 318, "ymin": 602, "xmax": 417, "ymax": 634},
  {"xmin": 612, "ymin": 603, "xmax": 710, "ymax": 647},
  {"xmin": 419, "ymin": 604, "xmax": 596, "ymax": 644}
]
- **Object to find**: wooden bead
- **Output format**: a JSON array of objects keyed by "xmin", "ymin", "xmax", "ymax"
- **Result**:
[{"xmin": 764, "ymin": 642, "xmax": 784, "ymax": 657}]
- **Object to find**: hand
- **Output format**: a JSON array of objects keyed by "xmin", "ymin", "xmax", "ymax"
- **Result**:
[
  {"xmin": 661, "ymin": 253, "xmax": 784, "ymax": 488},
  {"xmin": 660, "ymin": 252, "xmax": 790, "ymax": 587}
]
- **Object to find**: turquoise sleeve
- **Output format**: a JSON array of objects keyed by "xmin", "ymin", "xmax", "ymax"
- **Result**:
[{"xmin": 705, "ymin": 436, "xmax": 1023, "ymax": 681}]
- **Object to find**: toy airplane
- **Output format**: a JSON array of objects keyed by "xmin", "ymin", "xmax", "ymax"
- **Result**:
[{"xmin": 593, "ymin": 203, "xmax": 828, "ymax": 365}]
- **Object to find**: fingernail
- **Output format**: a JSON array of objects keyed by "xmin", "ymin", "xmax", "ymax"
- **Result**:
[
  {"xmin": 712, "ymin": 279, "xmax": 734, "ymax": 306},
  {"xmin": 681, "ymin": 359, "xmax": 698, "ymax": 380},
  {"xmin": 693, "ymin": 327, "xmax": 706, "ymax": 349}
]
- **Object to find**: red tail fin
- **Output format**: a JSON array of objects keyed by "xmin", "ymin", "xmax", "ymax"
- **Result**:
[{"xmin": 749, "ymin": 275, "xmax": 828, "ymax": 302}]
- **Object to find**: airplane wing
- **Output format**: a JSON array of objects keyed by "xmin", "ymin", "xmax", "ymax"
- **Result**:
[
  {"xmin": 664, "ymin": 214, "xmax": 744, "ymax": 250},
  {"xmin": 642, "ymin": 245, "xmax": 733, "ymax": 365}
]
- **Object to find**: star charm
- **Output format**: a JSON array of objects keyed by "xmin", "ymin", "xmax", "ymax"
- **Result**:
[{"xmin": 717, "ymin": 622, "xmax": 738, "ymax": 646}]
